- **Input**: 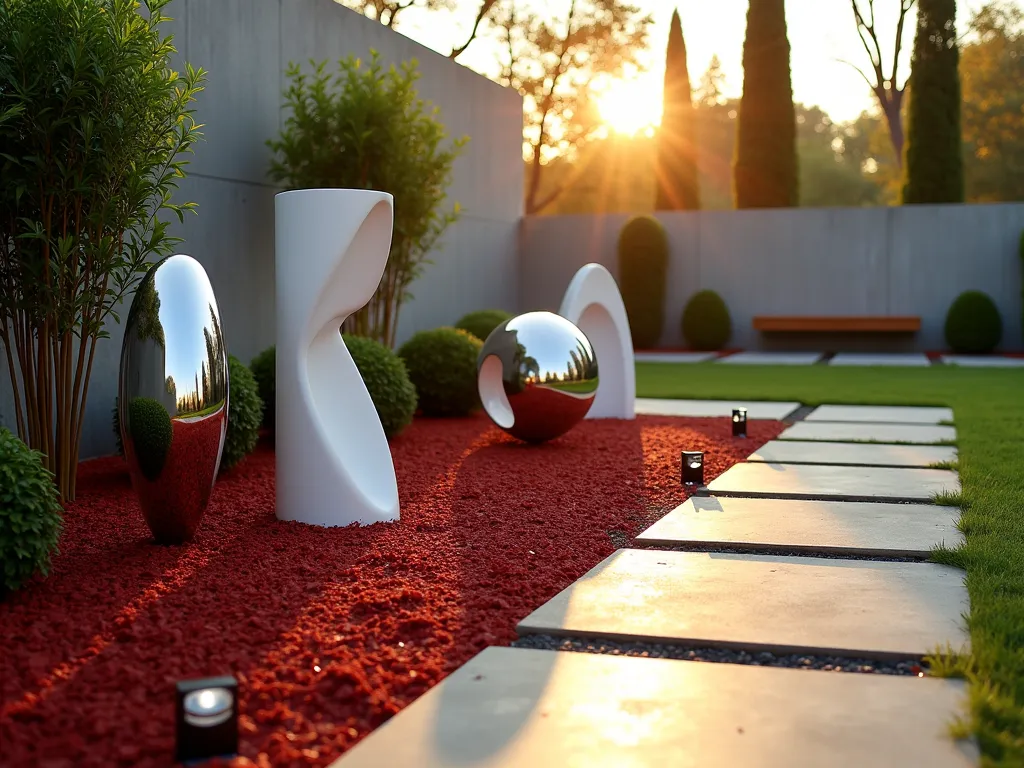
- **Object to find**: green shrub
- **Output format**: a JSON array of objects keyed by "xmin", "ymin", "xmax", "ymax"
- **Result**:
[
  {"xmin": 221, "ymin": 355, "xmax": 263, "ymax": 472},
  {"xmin": 617, "ymin": 215, "xmax": 669, "ymax": 349},
  {"xmin": 343, "ymin": 334, "xmax": 418, "ymax": 438},
  {"xmin": 250, "ymin": 346, "xmax": 276, "ymax": 431},
  {"xmin": 128, "ymin": 397, "xmax": 173, "ymax": 481},
  {"xmin": 398, "ymin": 328, "xmax": 482, "ymax": 417},
  {"xmin": 682, "ymin": 290, "xmax": 732, "ymax": 350},
  {"xmin": 455, "ymin": 309, "xmax": 513, "ymax": 343},
  {"xmin": 0, "ymin": 427, "xmax": 63, "ymax": 594},
  {"xmin": 944, "ymin": 290, "xmax": 1003, "ymax": 354}
]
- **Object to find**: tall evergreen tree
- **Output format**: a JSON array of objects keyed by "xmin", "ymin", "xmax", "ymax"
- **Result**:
[
  {"xmin": 901, "ymin": 0, "xmax": 964, "ymax": 203},
  {"xmin": 655, "ymin": 9, "xmax": 700, "ymax": 210},
  {"xmin": 733, "ymin": 0, "xmax": 798, "ymax": 208}
]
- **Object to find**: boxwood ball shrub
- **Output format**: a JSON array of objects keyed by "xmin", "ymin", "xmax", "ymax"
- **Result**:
[
  {"xmin": 222, "ymin": 355, "xmax": 264, "ymax": 473},
  {"xmin": 617, "ymin": 215, "xmax": 669, "ymax": 349},
  {"xmin": 128, "ymin": 397, "xmax": 174, "ymax": 481},
  {"xmin": 455, "ymin": 309, "xmax": 513, "ymax": 343},
  {"xmin": 398, "ymin": 328, "xmax": 483, "ymax": 417},
  {"xmin": 944, "ymin": 290, "xmax": 1003, "ymax": 354},
  {"xmin": 250, "ymin": 346, "xmax": 276, "ymax": 430},
  {"xmin": 0, "ymin": 428, "xmax": 63, "ymax": 594},
  {"xmin": 682, "ymin": 290, "xmax": 732, "ymax": 351},
  {"xmin": 343, "ymin": 334, "xmax": 418, "ymax": 438}
]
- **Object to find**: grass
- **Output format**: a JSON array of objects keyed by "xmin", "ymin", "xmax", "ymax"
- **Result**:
[{"xmin": 636, "ymin": 362, "xmax": 1024, "ymax": 765}]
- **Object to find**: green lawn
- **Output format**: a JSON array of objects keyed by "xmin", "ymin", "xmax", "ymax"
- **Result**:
[{"xmin": 636, "ymin": 362, "xmax": 1024, "ymax": 766}]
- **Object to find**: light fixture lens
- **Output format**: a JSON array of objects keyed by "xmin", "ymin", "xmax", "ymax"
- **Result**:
[{"xmin": 184, "ymin": 687, "xmax": 234, "ymax": 727}]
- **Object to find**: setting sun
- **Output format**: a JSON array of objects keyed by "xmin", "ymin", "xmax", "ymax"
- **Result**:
[{"xmin": 597, "ymin": 77, "xmax": 663, "ymax": 136}]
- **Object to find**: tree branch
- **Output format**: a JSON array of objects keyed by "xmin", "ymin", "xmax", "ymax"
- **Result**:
[
  {"xmin": 889, "ymin": 0, "xmax": 916, "ymax": 91},
  {"xmin": 449, "ymin": 0, "xmax": 498, "ymax": 59}
]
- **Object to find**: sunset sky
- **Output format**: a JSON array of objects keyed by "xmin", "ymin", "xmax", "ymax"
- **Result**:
[{"xmin": 388, "ymin": 0, "xmax": 992, "ymax": 130}]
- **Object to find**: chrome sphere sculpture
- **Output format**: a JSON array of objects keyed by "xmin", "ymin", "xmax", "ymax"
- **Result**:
[
  {"xmin": 477, "ymin": 311, "xmax": 599, "ymax": 443},
  {"xmin": 118, "ymin": 254, "xmax": 228, "ymax": 544}
]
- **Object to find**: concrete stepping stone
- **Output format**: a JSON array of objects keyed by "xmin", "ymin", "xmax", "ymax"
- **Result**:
[
  {"xmin": 329, "ymin": 647, "xmax": 977, "ymax": 768},
  {"xmin": 942, "ymin": 355, "xmax": 1024, "ymax": 368},
  {"xmin": 829, "ymin": 353, "xmax": 932, "ymax": 367},
  {"xmin": 517, "ymin": 549, "xmax": 969, "ymax": 660},
  {"xmin": 748, "ymin": 440, "xmax": 957, "ymax": 468},
  {"xmin": 718, "ymin": 351, "xmax": 822, "ymax": 365},
  {"xmin": 635, "ymin": 351, "xmax": 717, "ymax": 363},
  {"xmin": 806, "ymin": 404, "xmax": 954, "ymax": 424},
  {"xmin": 636, "ymin": 398, "xmax": 801, "ymax": 420},
  {"xmin": 779, "ymin": 421, "xmax": 955, "ymax": 445},
  {"xmin": 704, "ymin": 462, "xmax": 958, "ymax": 503},
  {"xmin": 636, "ymin": 496, "xmax": 962, "ymax": 558}
]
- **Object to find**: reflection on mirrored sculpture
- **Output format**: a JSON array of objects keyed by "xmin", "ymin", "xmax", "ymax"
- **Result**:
[
  {"xmin": 118, "ymin": 254, "xmax": 228, "ymax": 544},
  {"xmin": 477, "ymin": 311, "xmax": 599, "ymax": 443}
]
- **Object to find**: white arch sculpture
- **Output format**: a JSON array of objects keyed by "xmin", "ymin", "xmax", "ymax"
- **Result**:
[
  {"xmin": 275, "ymin": 189, "xmax": 400, "ymax": 527},
  {"xmin": 558, "ymin": 263, "xmax": 636, "ymax": 420}
]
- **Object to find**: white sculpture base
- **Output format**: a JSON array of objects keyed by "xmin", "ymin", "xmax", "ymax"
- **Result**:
[
  {"xmin": 559, "ymin": 263, "xmax": 636, "ymax": 420},
  {"xmin": 275, "ymin": 189, "xmax": 400, "ymax": 527}
]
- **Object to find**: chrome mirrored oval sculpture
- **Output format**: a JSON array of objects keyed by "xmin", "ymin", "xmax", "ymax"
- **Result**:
[
  {"xmin": 477, "ymin": 311, "xmax": 599, "ymax": 443},
  {"xmin": 119, "ymin": 254, "xmax": 228, "ymax": 544}
]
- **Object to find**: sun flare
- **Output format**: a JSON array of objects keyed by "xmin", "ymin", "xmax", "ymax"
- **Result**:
[{"xmin": 597, "ymin": 78, "xmax": 662, "ymax": 136}]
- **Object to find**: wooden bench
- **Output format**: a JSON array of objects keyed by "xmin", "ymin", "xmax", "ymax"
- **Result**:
[{"xmin": 753, "ymin": 316, "xmax": 921, "ymax": 333}]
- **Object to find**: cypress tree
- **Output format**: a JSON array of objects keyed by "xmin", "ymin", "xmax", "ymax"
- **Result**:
[
  {"xmin": 655, "ymin": 9, "xmax": 700, "ymax": 210},
  {"xmin": 901, "ymin": 0, "xmax": 963, "ymax": 203},
  {"xmin": 733, "ymin": 0, "xmax": 798, "ymax": 208}
]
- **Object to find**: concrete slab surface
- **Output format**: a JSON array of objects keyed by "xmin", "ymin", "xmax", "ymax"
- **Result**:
[
  {"xmin": 718, "ymin": 352, "xmax": 823, "ymax": 365},
  {"xmin": 942, "ymin": 355, "xmax": 1024, "ymax": 368},
  {"xmin": 806, "ymin": 404, "xmax": 954, "ymax": 424},
  {"xmin": 704, "ymin": 462, "xmax": 959, "ymax": 503},
  {"xmin": 635, "ymin": 351, "xmax": 717, "ymax": 363},
  {"xmin": 635, "ymin": 398, "xmax": 801, "ymax": 420},
  {"xmin": 330, "ymin": 647, "xmax": 978, "ymax": 768},
  {"xmin": 517, "ymin": 549, "xmax": 969, "ymax": 659},
  {"xmin": 748, "ymin": 440, "xmax": 957, "ymax": 468},
  {"xmin": 829, "ymin": 353, "xmax": 932, "ymax": 367},
  {"xmin": 636, "ymin": 496, "xmax": 962, "ymax": 557},
  {"xmin": 779, "ymin": 421, "xmax": 956, "ymax": 445}
]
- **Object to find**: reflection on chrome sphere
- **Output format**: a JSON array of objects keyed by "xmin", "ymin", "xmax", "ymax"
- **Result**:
[
  {"xmin": 477, "ymin": 311, "xmax": 599, "ymax": 443},
  {"xmin": 118, "ymin": 254, "xmax": 228, "ymax": 544}
]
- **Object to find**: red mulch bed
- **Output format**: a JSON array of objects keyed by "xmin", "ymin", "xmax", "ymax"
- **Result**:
[{"xmin": 1, "ymin": 413, "xmax": 783, "ymax": 768}]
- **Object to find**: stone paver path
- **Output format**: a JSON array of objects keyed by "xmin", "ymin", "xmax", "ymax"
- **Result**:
[
  {"xmin": 330, "ymin": 647, "xmax": 977, "ymax": 768},
  {"xmin": 829, "ymin": 353, "xmax": 931, "ymax": 367},
  {"xmin": 779, "ymin": 421, "xmax": 956, "ymax": 445},
  {"xmin": 636, "ymin": 398, "xmax": 801, "ymax": 420},
  {"xmin": 806, "ymin": 404, "xmax": 954, "ymax": 424},
  {"xmin": 747, "ymin": 440, "xmax": 956, "ymax": 468},
  {"xmin": 517, "ymin": 549, "xmax": 969, "ymax": 659},
  {"xmin": 705, "ymin": 462, "xmax": 959, "ymax": 503},
  {"xmin": 942, "ymin": 355, "xmax": 1024, "ymax": 368},
  {"xmin": 718, "ymin": 351, "xmax": 823, "ymax": 365},
  {"xmin": 636, "ymin": 497, "xmax": 962, "ymax": 557},
  {"xmin": 635, "ymin": 351, "xmax": 718, "ymax": 363}
]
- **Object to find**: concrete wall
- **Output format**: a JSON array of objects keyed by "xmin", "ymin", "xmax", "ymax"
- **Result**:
[
  {"xmin": 0, "ymin": 0, "xmax": 523, "ymax": 459},
  {"xmin": 519, "ymin": 203, "xmax": 1024, "ymax": 352}
]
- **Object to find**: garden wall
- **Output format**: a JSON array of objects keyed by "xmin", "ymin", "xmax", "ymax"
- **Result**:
[
  {"xmin": 519, "ymin": 203, "xmax": 1024, "ymax": 353},
  {"xmin": 0, "ymin": 0, "xmax": 524, "ymax": 459}
]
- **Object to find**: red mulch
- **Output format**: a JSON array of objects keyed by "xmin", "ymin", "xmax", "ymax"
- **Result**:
[{"xmin": 0, "ymin": 413, "xmax": 783, "ymax": 768}]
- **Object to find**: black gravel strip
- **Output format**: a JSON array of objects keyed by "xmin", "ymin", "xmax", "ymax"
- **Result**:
[
  {"xmin": 629, "ymin": 540, "xmax": 921, "ymax": 562},
  {"xmin": 783, "ymin": 404, "xmax": 817, "ymax": 423},
  {"xmin": 512, "ymin": 634, "xmax": 927, "ymax": 676}
]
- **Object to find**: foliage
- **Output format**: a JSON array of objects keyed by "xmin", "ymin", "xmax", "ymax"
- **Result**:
[
  {"xmin": 681, "ymin": 290, "xmax": 731, "ymax": 351},
  {"xmin": 336, "ymin": 0, "xmax": 454, "ymax": 28},
  {"xmin": 221, "ymin": 355, "xmax": 263, "ymax": 473},
  {"xmin": 944, "ymin": 290, "xmax": 1003, "ymax": 354},
  {"xmin": 455, "ymin": 309, "xmax": 513, "ymax": 343},
  {"xmin": 655, "ymin": 10, "xmax": 699, "ymax": 211},
  {"xmin": 343, "ymin": 334, "xmax": 418, "ymax": 438},
  {"xmin": 0, "ymin": 0, "xmax": 205, "ymax": 502},
  {"xmin": 112, "ymin": 397, "xmax": 123, "ymax": 457},
  {"xmin": 486, "ymin": 0, "xmax": 653, "ymax": 214},
  {"xmin": 634, "ymin": 362, "xmax": 1024, "ymax": 765},
  {"xmin": 267, "ymin": 52, "xmax": 466, "ymax": 348},
  {"xmin": 0, "ymin": 427, "xmax": 63, "ymax": 594},
  {"xmin": 250, "ymin": 347, "xmax": 276, "ymax": 431},
  {"xmin": 617, "ymin": 216, "xmax": 669, "ymax": 348},
  {"xmin": 902, "ymin": 0, "xmax": 964, "ymax": 204},
  {"xmin": 398, "ymin": 328, "xmax": 482, "ymax": 417},
  {"xmin": 127, "ymin": 397, "xmax": 173, "ymax": 481},
  {"xmin": 798, "ymin": 105, "xmax": 883, "ymax": 207},
  {"xmin": 734, "ymin": 0, "xmax": 799, "ymax": 208}
]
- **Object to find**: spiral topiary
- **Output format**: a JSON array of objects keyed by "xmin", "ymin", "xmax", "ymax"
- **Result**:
[
  {"xmin": 944, "ymin": 290, "xmax": 1003, "ymax": 354},
  {"xmin": 398, "ymin": 327, "xmax": 482, "ymax": 417},
  {"xmin": 0, "ymin": 427, "xmax": 63, "ymax": 594},
  {"xmin": 455, "ymin": 309, "xmax": 513, "ymax": 343},
  {"xmin": 617, "ymin": 215, "xmax": 669, "ymax": 349},
  {"xmin": 682, "ymin": 289, "xmax": 732, "ymax": 351},
  {"xmin": 221, "ymin": 355, "xmax": 264, "ymax": 472},
  {"xmin": 250, "ymin": 346, "xmax": 276, "ymax": 431},
  {"xmin": 343, "ymin": 334, "xmax": 418, "ymax": 438}
]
